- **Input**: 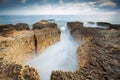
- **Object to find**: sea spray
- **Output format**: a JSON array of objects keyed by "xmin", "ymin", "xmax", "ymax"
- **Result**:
[{"xmin": 27, "ymin": 24, "xmax": 79, "ymax": 80}]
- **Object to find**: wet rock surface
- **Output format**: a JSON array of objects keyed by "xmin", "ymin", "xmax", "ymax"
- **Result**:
[{"xmin": 51, "ymin": 22, "xmax": 120, "ymax": 80}]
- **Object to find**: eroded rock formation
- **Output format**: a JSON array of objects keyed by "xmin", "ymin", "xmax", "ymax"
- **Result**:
[
  {"xmin": 33, "ymin": 20, "xmax": 57, "ymax": 30},
  {"xmin": 0, "ymin": 30, "xmax": 35, "ymax": 63},
  {"xmin": 33, "ymin": 20, "xmax": 61, "ymax": 53},
  {"xmin": 15, "ymin": 23, "xmax": 30, "ymax": 31},
  {"xmin": 51, "ymin": 22, "xmax": 120, "ymax": 80},
  {"xmin": 0, "ymin": 20, "xmax": 61, "ymax": 80},
  {"xmin": 0, "ymin": 59, "xmax": 40, "ymax": 80},
  {"xmin": 96, "ymin": 22, "xmax": 111, "ymax": 27},
  {"xmin": 34, "ymin": 28, "xmax": 61, "ymax": 53},
  {"xmin": 0, "ymin": 24, "xmax": 16, "ymax": 37},
  {"xmin": 97, "ymin": 22, "xmax": 120, "ymax": 29}
]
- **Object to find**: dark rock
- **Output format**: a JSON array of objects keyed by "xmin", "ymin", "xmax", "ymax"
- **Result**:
[
  {"xmin": 88, "ymin": 21, "xmax": 94, "ymax": 24},
  {"xmin": 0, "ymin": 24, "xmax": 15, "ymax": 32},
  {"xmin": 33, "ymin": 20, "xmax": 57, "ymax": 30},
  {"xmin": 67, "ymin": 21, "xmax": 83, "ymax": 30},
  {"xmin": 15, "ymin": 23, "xmax": 30, "ymax": 31},
  {"xmin": 0, "ymin": 24, "xmax": 16, "ymax": 37},
  {"xmin": 109, "ymin": 24, "xmax": 120, "ymax": 30},
  {"xmin": 97, "ymin": 22, "xmax": 111, "ymax": 27}
]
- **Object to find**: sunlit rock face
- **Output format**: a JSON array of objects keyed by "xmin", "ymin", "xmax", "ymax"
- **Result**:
[
  {"xmin": 33, "ymin": 20, "xmax": 61, "ymax": 53},
  {"xmin": 34, "ymin": 28, "xmax": 61, "ymax": 53},
  {"xmin": 0, "ymin": 20, "xmax": 61, "ymax": 80},
  {"xmin": 0, "ymin": 27, "xmax": 40, "ymax": 80},
  {"xmin": 0, "ymin": 30, "xmax": 35, "ymax": 63},
  {"xmin": 51, "ymin": 22, "xmax": 120, "ymax": 80}
]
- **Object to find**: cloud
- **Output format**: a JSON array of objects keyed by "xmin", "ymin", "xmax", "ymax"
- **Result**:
[
  {"xmin": 21, "ymin": 0, "xmax": 27, "ymax": 4},
  {"xmin": 0, "ymin": 2, "xmax": 119, "ymax": 15},
  {"xmin": 98, "ymin": 0, "xmax": 117, "ymax": 7}
]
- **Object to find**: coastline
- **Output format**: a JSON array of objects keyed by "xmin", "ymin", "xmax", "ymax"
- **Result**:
[{"xmin": 0, "ymin": 20, "xmax": 120, "ymax": 80}]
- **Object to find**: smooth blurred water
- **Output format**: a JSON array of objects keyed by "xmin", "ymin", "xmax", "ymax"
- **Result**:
[
  {"xmin": 27, "ymin": 23, "xmax": 79, "ymax": 80},
  {"xmin": 0, "ymin": 15, "xmax": 120, "ymax": 28}
]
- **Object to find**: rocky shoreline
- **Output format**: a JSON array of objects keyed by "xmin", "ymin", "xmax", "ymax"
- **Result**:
[
  {"xmin": 51, "ymin": 22, "xmax": 120, "ymax": 80},
  {"xmin": 0, "ymin": 20, "xmax": 120, "ymax": 80},
  {"xmin": 0, "ymin": 20, "xmax": 60, "ymax": 80}
]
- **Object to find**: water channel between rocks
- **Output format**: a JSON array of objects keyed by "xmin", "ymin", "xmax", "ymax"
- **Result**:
[{"xmin": 27, "ymin": 23, "xmax": 80, "ymax": 80}]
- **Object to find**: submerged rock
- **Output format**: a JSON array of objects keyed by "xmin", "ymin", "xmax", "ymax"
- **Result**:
[
  {"xmin": 33, "ymin": 20, "xmax": 57, "ymax": 30},
  {"xmin": 15, "ymin": 23, "xmax": 30, "ymax": 31},
  {"xmin": 51, "ymin": 22, "xmax": 120, "ymax": 80}
]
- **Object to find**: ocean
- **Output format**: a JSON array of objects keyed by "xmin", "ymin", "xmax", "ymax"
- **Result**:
[{"xmin": 0, "ymin": 15, "xmax": 120, "ymax": 28}]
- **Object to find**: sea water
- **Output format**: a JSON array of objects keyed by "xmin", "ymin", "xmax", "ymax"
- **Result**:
[{"xmin": 0, "ymin": 15, "xmax": 120, "ymax": 29}]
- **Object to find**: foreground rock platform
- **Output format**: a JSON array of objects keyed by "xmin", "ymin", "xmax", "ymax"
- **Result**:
[
  {"xmin": 0, "ymin": 20, "xmax": 61, "ymax": 80},
  {"xmin": 51, "ymin": 22, "xmax": 120, "ymax": 80}
]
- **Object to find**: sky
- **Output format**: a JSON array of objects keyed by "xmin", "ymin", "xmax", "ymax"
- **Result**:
[{"xmin": 0, "ymin": 0, "xmax": 120, "ymax": 15}]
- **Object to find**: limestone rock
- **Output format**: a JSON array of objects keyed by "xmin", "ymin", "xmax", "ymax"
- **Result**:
[
  {"xmin": 0, "ymin": 24, "xmax": 16, "ymax": 37},
  {"xmin": 0, "ymin": 31, "xmax": 35, "ymax": 63},
  {"xmin": 0, "ymin": 61, "xmax": 40, "ymax": 80},
  {"xmin": 67, "ymin": 21, "xmax": 83, "ymax": 30},
  {"xmin": 33, "ymin": 20, "xmax": 57, "ymax": 30},
  {"xmin": 51, "ymin": 22, "xmax": 120, "ymax": 80},
  {"xmin": 34, "ymin": 28, "xmax": 61, "ymax": 53},
  {"xmin": 15, "ymin": 23, "xmax": 30, "ymax": 31}
]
